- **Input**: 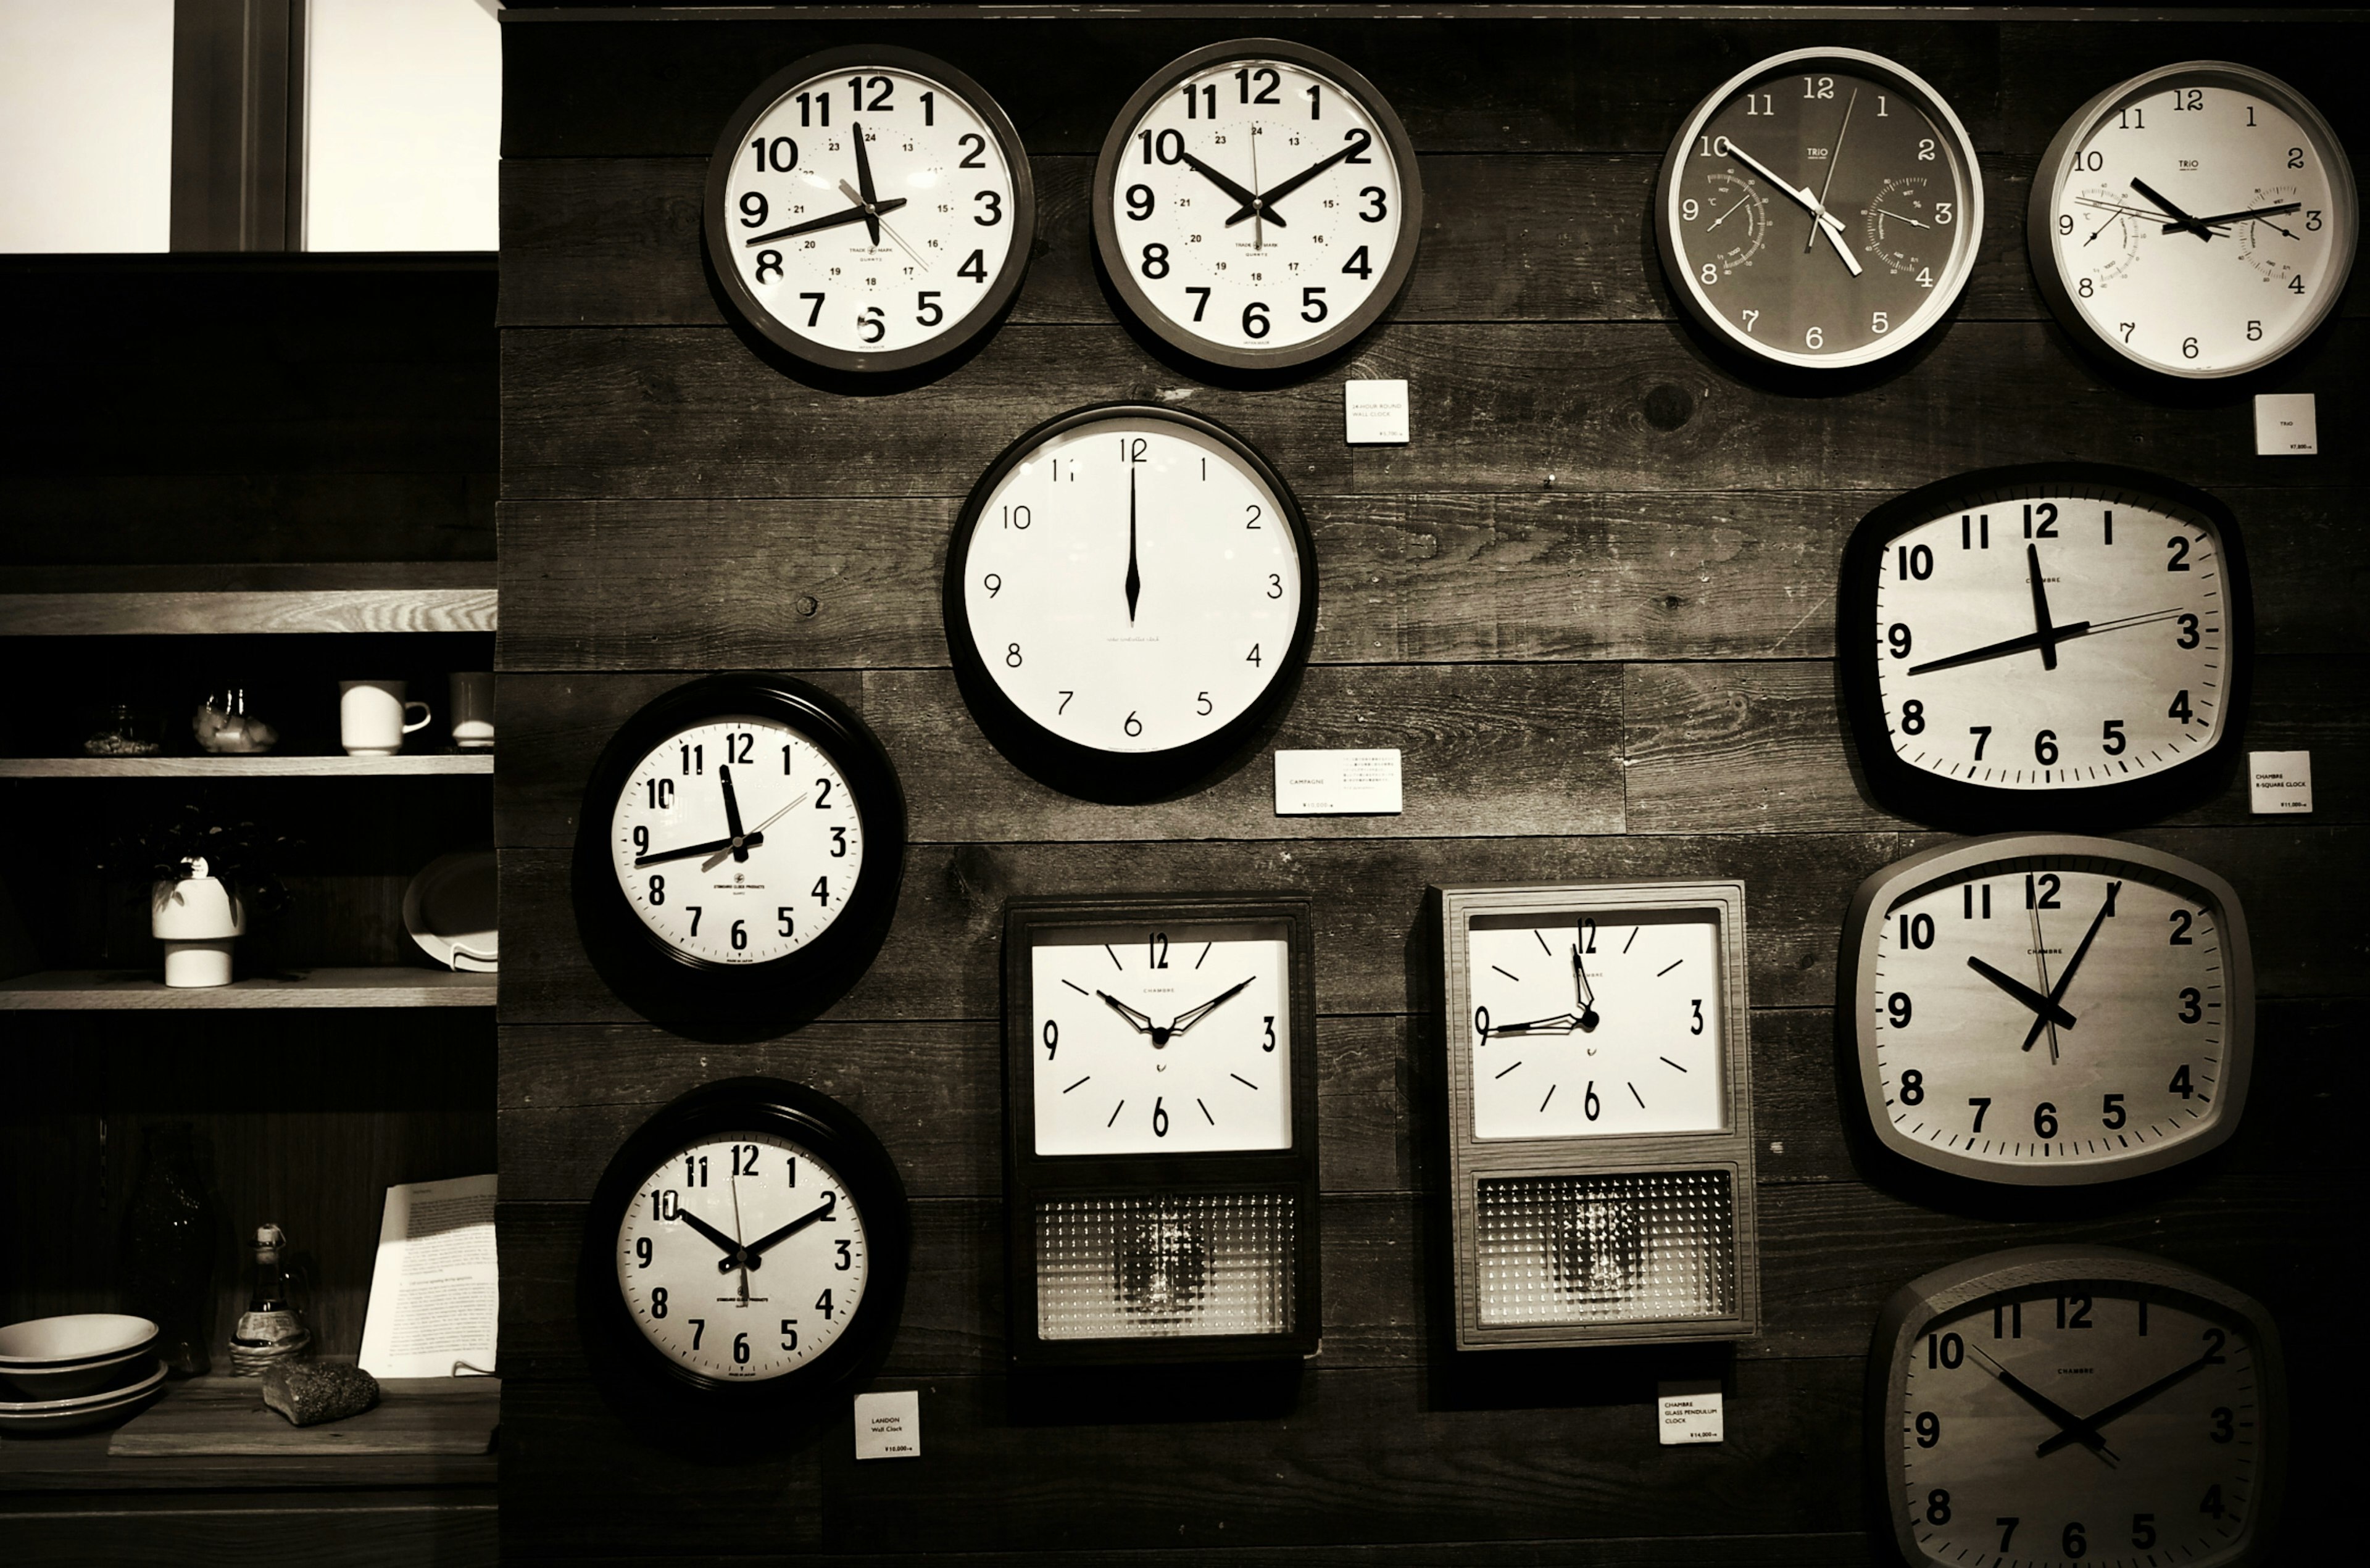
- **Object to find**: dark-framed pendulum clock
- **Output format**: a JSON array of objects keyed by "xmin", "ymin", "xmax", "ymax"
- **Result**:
[
  {"xmin": 579, "ymin": 1077, "xmax": 912, "ymax": 1409},
  {"xmin": 571, "ymin": 674, "xmax": 908, "ymax": 1023}
]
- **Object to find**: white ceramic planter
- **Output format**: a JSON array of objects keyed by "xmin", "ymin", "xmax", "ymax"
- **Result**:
[{"xmin": 151, "ymin": 868, "xmax": 246, "ymax": 988}]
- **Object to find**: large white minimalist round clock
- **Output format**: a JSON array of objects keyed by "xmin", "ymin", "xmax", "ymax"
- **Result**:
[
  {"xmin": 944, "ymin": 404, "xmax": 1316, "ymax": 797},
  {"xmin": 2030, "ymin": 60, "xmax": 2356, "ymax": 379}
]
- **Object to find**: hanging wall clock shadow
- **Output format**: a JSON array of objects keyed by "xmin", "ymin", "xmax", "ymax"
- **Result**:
[
  {"xmin": 944, "ymin": 404, "xmax": 1319, "ymax": 802},
  {"xmin": 572, "ymin": 674, "xmax": 908, "ymax": 1026}
]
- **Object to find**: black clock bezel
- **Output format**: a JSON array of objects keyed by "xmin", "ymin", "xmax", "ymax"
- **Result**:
[
  {"xmin": 704, "ymin": 45, "xmax": 1037, "ymax": 376},
  {"xmin": 1002, "ymin": 893, "xmax": 1321, "ymax": 1367},
  {"xmin": 1092, "ymin": 38, "xmax": 1424, "ymax": 372},
  {"xmin": 1840, "ymin": 463, "xmax": 2255, "ymax": 829},
  {"xmin": 944, "ymin": 402, "xmax": 1320, "ymax": 801},
  {"xmin": 1869, "ymin": 1245, "xmax": 2286, "ymax": 1568},
  {"xmin": 578, "ymin": 1077, "xmax": 912, "ymax": 1410},
  {"xmin": 570, "ymin": 673, "xmax": 908, "ymax": 1024}
]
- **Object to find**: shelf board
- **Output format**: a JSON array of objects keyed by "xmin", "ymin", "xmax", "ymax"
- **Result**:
[
  {"xmin": 0, "ymin": 968, "xmax": 496, "ymax": 1010},
  {"xmin": 0, "ymin": 755, "xmax": 494, "ymax": 778},
  {"xmin": 0, "ymin": 563, "xmax": 496, "ymax": 636}
]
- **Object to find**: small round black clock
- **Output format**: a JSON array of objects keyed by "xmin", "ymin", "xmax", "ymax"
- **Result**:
[
  {"xmin": 579, "ymin": 1077, "xmax": 911, "ymax": 1408},
  {"xmin": 571, "ymin": 674, "xmax": 907, "ymax": 1022}
]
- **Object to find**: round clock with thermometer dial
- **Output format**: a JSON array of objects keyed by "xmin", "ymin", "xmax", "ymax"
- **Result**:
[
  {"xmin": 705, "ymin": 46, "xmax": 1035, "ymax": 375},
  {"xmin": 1094, "ymin": 39, "xmax": 1423, "ymax": 370},
  {"xmin": 945, "ymin": 404, "xmax": 1316, "ymax": 799},
  {"xmin": 580, "ymin": 1078, "xmax": 910, "ymax": 1407},
  {"xmin": 2031, "ymin": 61, "xmax": 2356, "ymax": 380},
  {"xmin": 571, "ymin": 674, "xmax": 907, "ymax": 1022},
  {"xmin": 1657, "ymin": 47, "xmax": 1984, "ymax": 371},
  {"xmin": 1872, "ymin": 1247, "xmax": 2285, "ymax": 1568},
  {"xmin": 1842, "ymin": 465, "xmax": 2253, "ymax": 826},
  {"xmin": 1845, "ymin": 836, "xmax": 2254, "ymax": 1187}
]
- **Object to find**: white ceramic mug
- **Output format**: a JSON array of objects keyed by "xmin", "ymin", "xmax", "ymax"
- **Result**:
[
  {"xmin": 450, "ymin": 672, "xmax": 495, "ymax": 749},
  {"xmin": 340, "ymin": 680, "xmax": 431, "ymax": 755}
]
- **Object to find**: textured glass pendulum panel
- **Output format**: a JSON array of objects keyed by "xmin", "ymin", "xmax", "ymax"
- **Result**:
[
  {"xmin": 1474, "ymin": 1171, "xmax": 1736, "ymax": 1326},
  {"xmin": 1035, "ymin": 1190, "xmax": 1296, "ymax": 1340}
]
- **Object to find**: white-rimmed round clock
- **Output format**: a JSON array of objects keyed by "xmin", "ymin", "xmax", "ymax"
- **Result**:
[
  {"xmin": 705, "ymin": 46, "xmax": 1034, "ymax": 374},
  {"xmin": 2030, "ymin": 61, "xmax": 2357, "ymax": 379},
  {"xmin": 944, "ymin": 404, "xmax": 1316, "ymax": 798},
  {"xmin": 1093, "ymin": 39, "xmax": 1423, "ymax": 370}
]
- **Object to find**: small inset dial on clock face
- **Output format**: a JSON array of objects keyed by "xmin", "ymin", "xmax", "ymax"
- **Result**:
[
  {"xmin": 613, "ymin": 1133, "xmax": 870, "ymax": 1380},
  {"xmin": 1465, "ymin": 911, "xmax": 1728, "ymax": 1139},
  {"xmin": 1871, "ymin": 481, "xmax": 2232, "ymax": 792},
  {"xmin": 1029, "ymin": 921, "xmax": 1294, "ymax": 1156},
  {"xmin": 1871, "ymin": 854, "xmax": 2234, "ymax": 1173},
  {"xmin": 1898, "ymin": 1285, "xmax": 2265, "ymax": 1566},
  {"xmin": 607, "ymin": 716, "xmax": 865, "ymax": 963}
]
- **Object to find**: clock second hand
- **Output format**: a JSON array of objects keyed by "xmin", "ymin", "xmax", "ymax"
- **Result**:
[
  {"xmin": 1570, "ymin": 942, "xmax": 1599, "ymax": 1031},
  {"xmin": 2027, "ymin": 898, "xmax": 2061, "ymax": 1064},
  {"xmin": 1803, "ymin": 88, "xmax": 1856, "ymax": 254},
  {"xmin": 728, "ymin": 1171, "xmax": 751, "ymax": 1306}
]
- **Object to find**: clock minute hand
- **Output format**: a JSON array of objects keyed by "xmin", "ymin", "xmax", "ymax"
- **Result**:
[
  {"xmin": 2035, "ymin": 1347, "xmax": 2222, "ymax": 1458},
  {"xmin": 849, "ymin": 122, "xmax": 883, "ymax": 246},
  {"xmin": 2021, "ymin": 881, "xmax": 2121, "ymax": 1054},
  {"xmin": 1904, "ymin": 621, "xmax": 2094, "ymax": 678},
  {"xmin": 1166, "ymin": 977, "xmax": 1253, "ymax": 1037},
  {"xmin": 1226, "ymin": 143, "xmax": 1358, "ymax": 226},
  {"xmin": 1125, "ymin": 467, "xmax": 1142, "ymax": 624},
  {"xmin": 637, "ymin": 831, "xmax": 767, "ymax": 868},
  {"xmin": 741, "ymin": 1198, "xmax": 838, "ymax": 1264},
  {"xmin": 718, "ymin": 763, "xmax": 749, "ymax": 865},
  {"xmin": 1570, "ymin": 945, "xmax": 1599, "ymax": 1029},
  {"xmin": 2176, "ymin": 199, "xmax": 2304, "ymax": 232},
  {"xmin": 1722, "ymin": 141, "xmax": 1863, "ymax": 277},
  {"xmin": 742, "ymin": 197, "xmax": 907, "ymax": 247},
  {"xmin": 1967, "ymin": 956, "xmax": 2079, "ymax": 1031}
]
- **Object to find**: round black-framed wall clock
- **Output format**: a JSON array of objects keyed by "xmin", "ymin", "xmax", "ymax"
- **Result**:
[
  {"xmin": 578, "ymin": 1077, "xmax": 911, "ymax": 1409},
  {"xmin": 705, "ymin": 46, "xmax": 1036, "ymax": 375},
  {"xmin": 944, "ymin": 403, "xmax": 1318, "ymax": 800},
  {"xmin": 1844, "ymin": 834, "xmax": 2253, "ymax": 1188},
  {"xmin": 1840, "ymin": 464, "xmax": 2253, "ymax": 828},
  {"xmin": 1092, "ymin": 38, "xmax": 1423, "ymax": 372},
  {"xmin": 2029, "ymin": 61, "xmax": 2357, "ymax": 381},
  {"xmin": 1656, "ymin": 47, "xmax": 1984, "ymax": 371},
  {"xmin": 1870, "ymin": 1246, "xmax": 2285, "ymax": 1568},
  {"xmin": 570, "ymin": 674, "xmax": 907, "ymax": 1023}
]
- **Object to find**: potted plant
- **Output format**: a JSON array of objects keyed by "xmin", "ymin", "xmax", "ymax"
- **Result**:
[{"xmin": 107, "ymin": 807, "xmax": 297, "ymax": 988}]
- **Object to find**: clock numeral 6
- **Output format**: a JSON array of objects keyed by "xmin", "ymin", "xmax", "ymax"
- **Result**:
[
  {"xmin": 1152, "ymin": 1097, "xmax": 1169, "ymax": 1137},
  {"xmin": 1242, "ymin": 301, "xmax": 1270, "ymax": 339},
  {"xmin": 859, "ymin": 305, "xmax": 886, "ymax": 344},
  {"xmin": 2034, "ymin": 1102, "xmax": 2058, "ymax": 1139},
  {"xmin": 733, "ymin": 1332, "xmax": 751, "ymax": 1365},
  {"xmin": 1123, "ymin": 711, "xmax": 1143, "ymax": 737}
]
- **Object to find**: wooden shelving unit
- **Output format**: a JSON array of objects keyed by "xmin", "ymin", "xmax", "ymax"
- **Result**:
[
  {"xmin": 0, "ymin": 562, "xmax": 496, "ymax": 637},
  {"xmin": 0, "ymin": 755, "xmax": 493, "ymax": 778},
  {"xmin": 0, "ymin": 968, "xmax": 495, "ymax": 1010}
]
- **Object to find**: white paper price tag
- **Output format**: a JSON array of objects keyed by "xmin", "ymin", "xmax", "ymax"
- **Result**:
[
  {"xmin": 1657, "ymin": 1380, "xmax": 1724, "ymax": 1446},
  {"xmin": 1344, "ymin": 379, "xmax": 1410, "ymax": 445},
  {"xmin": 1274, "ymin": 749, "xmax": 1403, "ymax": 815},
  {"xmin": 854, "ymin": 1389, "xmax": 920, "ymax": 1460},
  {"xmin": 2253, "ymin": 393, "xmax": 2318, "ymax": 456},
  {"xmin": 2250, "ymin": 751, "xmax": 2313, "ymax": 815}
]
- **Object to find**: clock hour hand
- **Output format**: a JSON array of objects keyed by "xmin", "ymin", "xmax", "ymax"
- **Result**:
[
  {"xmin": 2035, "ymin": 1346, "xmax": 2222, "ymax": 1458},
  {"xmin": 676, "ymin": 1209, "xmax": 746, "ymax": 1265},
  {"xmin": 1097, "ymin": 990, "xmax": 1157, "ymax": 1035},
  {"xmin": 2175, "ymin": 199, "xmax": 2304, "ymax": 233},
  {"xmin": 1903, "ymin": 620, "xmax": 2094, "ymax": 678},
  {"xmin": 1720, "ymin": 140, "xmax": 1863, "ymax": 273},
  {"xmin": 1178, "ymin": 151, "xmax": 1283, "ymax": 228},
  {"xmin": 1570, "ymin": 945, "xmax": 1600, "ymax": 1029},
  {"xmin": 1966, "ymin": 956, "xmax": 2078, "ymax": 1031},
  {"xmin": 1967, "ymin": 1342, "xmax": 2117, "ymax": 1464},
  {"xmin": 636, "ymin": 831, "xmax": 766, "ymax": 868},
  {"xmin": 2021, "ymin": 882, "xmax": 2121, "ymax": 1054},
  {"xmin": 2026, "ymin": 543, "xmax": 2063, "ymax": 671},
  {"xmin": 742, "ymin": 196, "xmax": 907, "ymax": 247},
  {"xmin": 739, "ymin": 1197, "xmax": 838, "ymax": 1265},
  {"xmin": 848, "ymin": 122, "xmax": 883, "ymax": 246},
  {"xmin": 2128, "ymin": 176, "xmax": 2214, "ymax": 242},
  {"xmin": 1226, "ymin": 143, "xmax": 1358, "ymax": 226},
  {"xmin": 1125, "ymin": 467, "xmax": 1142, "ymax": 624},
  {"xmin": 1165, "ymin": 977, "xmax": 1253, "ymax": 1038}
]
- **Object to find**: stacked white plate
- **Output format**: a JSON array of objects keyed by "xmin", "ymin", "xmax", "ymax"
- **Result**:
[{"xmin": 0, "ymin": 1314, "xmax": 167, "ymax": 1433}]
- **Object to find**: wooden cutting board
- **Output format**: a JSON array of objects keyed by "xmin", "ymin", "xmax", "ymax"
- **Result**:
[{"xmin": 108, "ymin": 1371, "xmax": 499, "ymax": 1456}]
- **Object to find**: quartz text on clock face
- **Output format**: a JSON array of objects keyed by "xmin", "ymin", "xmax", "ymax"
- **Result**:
[
  {"xmin": 607, "ymin": 716, "xmax": 865, "ymax": 964},
  {"xmin": 613, "ymin": 1131, "xmax": 870, "ymax": 1380},
  {"xmin": 1465, "ymin": 913, "xmax": 1728, "ymax": 1140},
  {"xmin": 1030, "ymin": 921, "xmax": 1294, "ymax": 1156}
]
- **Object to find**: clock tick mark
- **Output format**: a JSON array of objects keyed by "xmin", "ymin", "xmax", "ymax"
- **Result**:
[
  {"xmin": 1062, "ymin": 1076, "xmax": 1090, "ymax": 1094},
  {"xmin": 1494, "ymin": 1060, "xmax": 1523, "ymax": 1079},
  {"xmin": 1103, "ymin": 944, "xmax": 1125, "ymax": 971},
  {"xmin": 1491, "ymin": 964, "xmax": 1521, "ymax": 982},
  {"xmin": 1062, "ymin": 979, "xmax": 1090, "ymax": 996},
  {"xmin": 1195, "ymin": 942, "xmax": 1212, "ymax": 969},
  {"xmin": 1534, "ymin": 929, "xmax": 1553, "ymax": 956},
  {"xmin": 1657, "ymin": 958, "xmax": 1684, "ymax": 977},
  {"xmin": 1107, "ymin": 1100, "xmax": 1125, "ymax": 1127},
  {"xmin": 1230, "ymin": 1073, "xmax": 1258, "ymax": 1090},
  {"xmin": 1622, "ymin": 927, "xmax": 1640, "ymax": 955},
  {"xmin": 1197, "ymin": 1098, "xmax": 1214, "ymax": 1125},
  {"xmin": 1539, "ymin": 1084, "xmax": 1557, "ymax": 1114},
  {"xmin": 1661, "ymin": 1056, "xmax": 1687, "ymax": 1072},
  {"xmin": 1629, "ymin": 1081, "xmax": 1645, "ymax": 1109}
]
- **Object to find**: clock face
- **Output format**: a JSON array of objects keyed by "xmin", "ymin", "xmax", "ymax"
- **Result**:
[
  {"xmin": 707, "ymin": 49, "xmax": 1032, "ymax": 371},
  {"xmin": 1465, "ymin": 912, "xmax": 1728, "ymax": 1140},
  {"xmin": 949, "ymin": 406, "xmax": 1313, "ymax": 773},
  {"xmin": 1862, "ymin": 472, "xmax": 2242, "ymax": 798},
  {"xmin": 1884, "ymin": 1259, "xmax": 2279, "ymax": 1568},
  {"xmin": 1094, "ymin": 40, "xmax": 1422, "ymax": 368},
  {"xmin": 1029, "ymin": 920, "xmax": 1294, "ymax": 1156},
  {"xmin": 613, "ymin": 1131, "xmax": 870, "ymax": 1381},
  {"xmin": 1856, "ymin": 840, "xmax": 2251, "ymax": 1184},
  {"xmin": 2032, "ymin": 63, "xmax": 2356, "ymax": 378},
  {"xmin": 1658, "ymin": 49, "xmax": 1983, "ymax": 368},
  {"xmin": 605, "ymin": 715, "xmax": 866, "ymax": 964}
]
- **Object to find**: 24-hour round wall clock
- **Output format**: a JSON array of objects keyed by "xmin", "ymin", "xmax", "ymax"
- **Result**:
[
  {"xmin": 579, "ymin": 1077, "xmax": 910, "ymax": 1408},
  {"xmin": 1841, "ymin": 465, "xmax": 2253, "ymax": 826},
  {"xmin": 705, "ymin": 47, "xmax": 1035, "ymax": 375},
  {"xmin": 1657, "ymin": 48, "xmax": 1984, "ymax": 371},
  {"xmin": 944, "ymin": 404, "xmax": 1316, "ymax": 799},
  {"xmin": 1845, "ymin": 835, "xmax": 2253, "ymax": 1187},
  {"xmin": 571, "ymin": 674, "xmax": 907, "ymax": 1022},
  {"xmin": 2030, "ymin": 61, "xmax": 2357, "ymax": 380},
  {"xmin": 1093, "ymin": 39, "xmax": 1423, "ymax": 371},
  {"xmin": 1871, "ymin": 1246, "xmax": 2285, "ymax": 1567}
]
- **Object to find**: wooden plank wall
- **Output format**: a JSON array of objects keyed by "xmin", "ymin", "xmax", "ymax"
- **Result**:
[{"xmin": 494, "ymin": 11, "xmax": 2366, "ymax": 1562}]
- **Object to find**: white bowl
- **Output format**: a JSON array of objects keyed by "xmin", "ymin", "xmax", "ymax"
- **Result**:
[
  {"xmin": 0, "ymin": 1314, "xmax": 157, "ymax": 1368},
  {"xmin": 0, "ymin": 1342, "xmax": 159, "ymax": 1399},
  {"xmin": 0, "ymin": 1365, "xmax": 167, "ymax": 1433},
  {"xmin": 0, "ymin": 1358, "xmax": 164, "ymax": 1415}
]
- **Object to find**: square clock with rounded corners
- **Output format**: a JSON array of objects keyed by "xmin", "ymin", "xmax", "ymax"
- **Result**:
[
  {"xmin": 1845, "ymin": 834, "xmax": 2253, "ymax": 1187},
  {"xmin": 1436, "ymin": 881, "xmax": 1759, "ymax": 1350},
  {"xmin": 1871, "ymin": 1245, "xmax": 2284, "ymax": 1568}
]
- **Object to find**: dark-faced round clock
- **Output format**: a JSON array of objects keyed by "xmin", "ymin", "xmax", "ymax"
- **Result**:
[
  {"xmin": 1657, "ymin": 48, "xmax": 1984, "ymax": 371},
  {"xmin": 571, "ymin": 674, "xmax": 907, "ymax": 1021},
  {"xmin": 579, "ymin": 1077, "xmax": 910, "ymax": 1407},
  {"xmin": 944, "ymin": 404, "xmax": 1317, "ymax": 799},
  {"xmin": 705, "ymin": 46, "xmax": 1035, "ymax": 375},
  {"xmin": 1872, "ymin": 1246, "xmax": 2285, "ymax": 1567},
  {"xmin": 1841, "ymin": 464, "xmax": 2253, "ymax": 826},
  {"xmin": 1093, "ymin": 38, "xmax": 1423, "ymax": 371}
]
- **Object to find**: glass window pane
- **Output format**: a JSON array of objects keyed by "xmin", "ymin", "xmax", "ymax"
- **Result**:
[
  {"xmin": 0, "ymin": 0, "xmax": 175, "ymax": 253},
  {"xmin": 303, "ymin": 0, "xmax": 499, "ymax": 252}
]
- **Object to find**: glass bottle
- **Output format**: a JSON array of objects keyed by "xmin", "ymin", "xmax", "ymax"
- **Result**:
[
  {"xmin": 229, "ymin": 1222, "xmax": 312, "ymax": 1374},
  {"xmin": 119, "ymin": 1123, "xmax": 220, "ymax": 1377}
]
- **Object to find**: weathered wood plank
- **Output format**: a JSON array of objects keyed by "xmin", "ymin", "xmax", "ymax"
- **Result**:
[
  {"xmin": 504, "ymin": 1539, "xmax": 1879, "ymax": 1568},
  {"xmin": 0, "ymin": 1500, "xmax": 496, "ymax": 1568},
  {"xmin": 499, "ymin": 321, "xmax": 2364, "ymax": 503},
  {"xmin": 1623, "ymin": 655, "xmax": 2370, "ymax": 832}
]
